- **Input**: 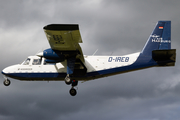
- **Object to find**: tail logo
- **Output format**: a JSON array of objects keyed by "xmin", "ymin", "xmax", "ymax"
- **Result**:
[{"xmin": 151, "ymin": 34, "xmax": 170, "ymax": 43}]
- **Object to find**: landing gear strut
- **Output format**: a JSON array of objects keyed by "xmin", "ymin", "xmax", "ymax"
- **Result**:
[{"xmin": 65, "ymin": 75, "xmax": 78, "ymax": 96}]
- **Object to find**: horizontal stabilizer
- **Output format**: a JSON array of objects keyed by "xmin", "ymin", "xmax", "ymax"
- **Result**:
[{"xmin": 152, "ymin": 49, "xmax": 176, "ymax": 66}]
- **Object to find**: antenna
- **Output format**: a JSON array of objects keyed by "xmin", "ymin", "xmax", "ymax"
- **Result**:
[{"xmin": 92, "ymin": 49, "xmax": 98, "ymax": 56}]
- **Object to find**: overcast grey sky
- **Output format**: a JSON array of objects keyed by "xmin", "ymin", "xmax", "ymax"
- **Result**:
[{"xmin": 1, "ymin": 0, "xmax": 180, "ymax": 120}]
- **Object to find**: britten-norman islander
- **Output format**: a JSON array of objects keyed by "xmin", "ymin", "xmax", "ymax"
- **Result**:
[{"xmin": 2, "ymin": 21, "xmax": 176, "ymax": 96}]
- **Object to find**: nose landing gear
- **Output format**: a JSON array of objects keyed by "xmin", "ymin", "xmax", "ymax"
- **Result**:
[{"xmin": 3, "ymin": 76, "xmax": 11, "ymax": 86}]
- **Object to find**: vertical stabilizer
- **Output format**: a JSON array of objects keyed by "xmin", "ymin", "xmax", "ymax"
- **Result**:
[{"xmin": 141, "ymin": 21, "xmax": 171, "ymax": 56}]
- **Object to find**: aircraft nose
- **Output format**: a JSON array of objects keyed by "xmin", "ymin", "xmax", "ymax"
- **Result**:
[
  {"xmin": 2, "ymin": 67, "xmax": 10, "ymax": 75},
  {"xmin": 1, "ymin": 65, "xmax": 18, "ymax": 76}
]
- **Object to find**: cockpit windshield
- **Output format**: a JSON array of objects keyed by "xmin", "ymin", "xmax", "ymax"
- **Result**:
[{"xmin": 22, "ymin": 58, "xmax": 31, "ymax": 65}]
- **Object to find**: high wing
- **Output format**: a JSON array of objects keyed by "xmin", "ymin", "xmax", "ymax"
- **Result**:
[
  {"xmin": 43, "ymin": 24, "xmax": 84, "ymax": 62},
  {"xmin": 43, "ymin": 24, "xmax": 87, "ymax": 81}
]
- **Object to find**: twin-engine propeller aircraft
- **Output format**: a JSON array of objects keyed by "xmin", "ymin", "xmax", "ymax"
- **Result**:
[{"xmin": 2, "ymin": 21, "xmax": 176, "ymax": 96}]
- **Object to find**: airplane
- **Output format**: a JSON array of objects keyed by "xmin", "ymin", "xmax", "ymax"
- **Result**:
[{"xmin": 1, "ymin": 21, "xmax": 176, "ymax": 96}]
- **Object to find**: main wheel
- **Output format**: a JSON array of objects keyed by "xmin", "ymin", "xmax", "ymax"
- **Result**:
[
  {"xmin": 69, "ymin": 88, "xmax": 77, "ymax": 96},
  {"xmin": 65, "ymin": 75, "xmax": 72, "ymax": 85},
  {"xmin": 3, "ymin": 79, "xmax": 11, "ymax": 86}
]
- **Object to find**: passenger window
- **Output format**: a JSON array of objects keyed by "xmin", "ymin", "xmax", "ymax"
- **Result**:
[
  {"xmin": 23, "ymin": 58, "xmax": 31, "ymax": 65},
  {"xmin": 32, "ymin": 59, "xmax": 42, "ymax": 65}
]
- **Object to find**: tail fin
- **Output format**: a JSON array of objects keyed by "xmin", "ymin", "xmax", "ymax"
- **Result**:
[
  {"xmin": 141, "ymin": 21, "xmax": 171, "ymax": 56},
  {"xmin": 140, "ymin": 21, "xmax": 176, "ymax": 66}
]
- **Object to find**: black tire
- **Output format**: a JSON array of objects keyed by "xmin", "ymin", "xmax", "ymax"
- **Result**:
[
  {"xmin": 69, "ymin": 88, "xmax": 77, "ymax": 96},
  {"xmin": 3, "ymin": 79, "xmax": 11, "ymax": 86}
]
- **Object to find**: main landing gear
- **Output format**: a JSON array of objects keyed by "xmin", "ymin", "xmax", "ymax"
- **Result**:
[{"xmin": 65, "ymin": 74, "xmax": 78, "ymax": 96}]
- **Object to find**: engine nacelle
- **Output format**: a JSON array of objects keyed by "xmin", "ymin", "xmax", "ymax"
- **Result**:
[{"xmin": 43, "ymin": 48, "xmax": 65, "ymax": 62}]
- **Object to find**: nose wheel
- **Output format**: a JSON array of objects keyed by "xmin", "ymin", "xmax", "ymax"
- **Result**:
[{"xmin": 3, "ymin": 79, "xmax": 11, "ymax": 86}]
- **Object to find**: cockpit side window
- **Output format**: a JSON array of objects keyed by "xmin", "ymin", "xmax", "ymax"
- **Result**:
[
  {"xmin": 32, "ymin": 59, "xmax": 42, "ymax": 65},
  {"xmin": 23, "ymin": 58, "xmax": 31, "ymax": 65}
]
